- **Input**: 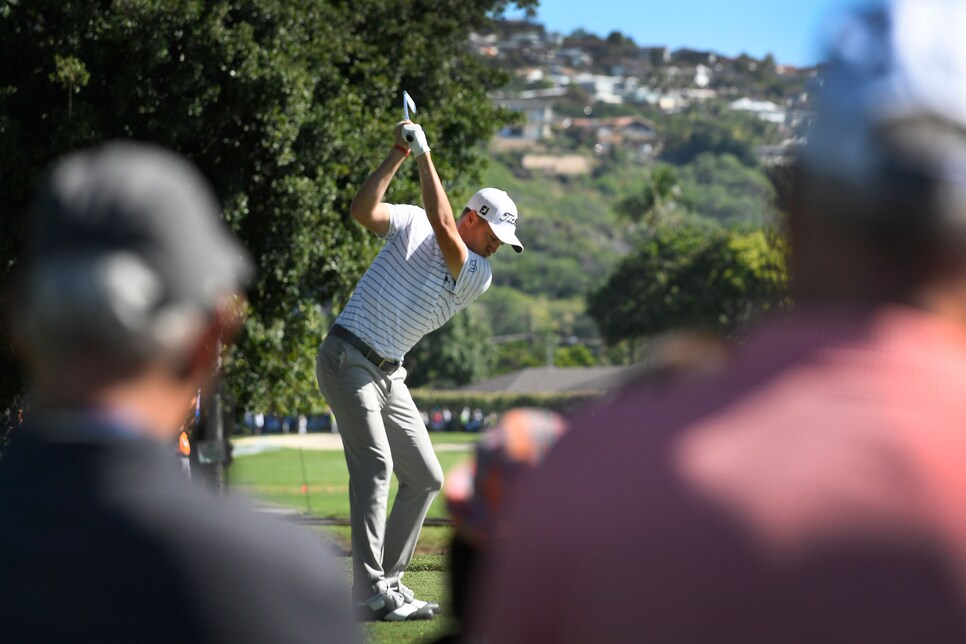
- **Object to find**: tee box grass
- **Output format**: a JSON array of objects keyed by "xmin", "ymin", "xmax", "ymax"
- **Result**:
[{"xmin": 227, "ymin": 433, "xmax": 481, "ymax": 642}]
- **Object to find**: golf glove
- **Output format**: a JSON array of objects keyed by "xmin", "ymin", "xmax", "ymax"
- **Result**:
[{"xmin": 401, "ymin": 124, "xmax": 431, "ymax": 157}]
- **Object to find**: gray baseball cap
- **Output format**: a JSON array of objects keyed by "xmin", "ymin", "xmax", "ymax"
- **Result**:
[
  {"xmin": 22, "ymin": 141, "xmax": 253, "ymax": 355},
  {"xmin": 800, "ymin": 0, "xmax": 966, "ymax": 187}
]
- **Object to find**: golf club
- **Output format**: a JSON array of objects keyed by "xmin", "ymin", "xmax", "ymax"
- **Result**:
[{"xmin": 403, "ymin": 90, "xmax": 417, "ymax": 141}]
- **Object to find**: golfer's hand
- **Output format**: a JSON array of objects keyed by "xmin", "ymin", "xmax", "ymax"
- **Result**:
[
  {"xmin": 400, "ymin": 122, "xmax": 431, "ymax": 157},
  {"xmin": 394, "ymin": 121, "xmax": 411, "ymax": 148}
]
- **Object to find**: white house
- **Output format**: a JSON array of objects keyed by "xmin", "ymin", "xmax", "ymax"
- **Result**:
[
  {"xmin": 729, "ymin": 97, "xmax": 787, "ymax": 125},
  {"xmin": 573, "ymin": 73, "xmax": 625, "ymax": 104},
  {"xmin": 694, "ymin": 64, "xmax": 712, "ymax": 88},
  {"xmin": 493, "ymin": 97, "xmax": 555, "ymax": 142}
]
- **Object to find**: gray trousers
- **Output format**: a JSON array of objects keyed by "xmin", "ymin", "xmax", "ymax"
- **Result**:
[{"xmin": 315, "ymin": 334, "xmax": 443, "ymax": 596}]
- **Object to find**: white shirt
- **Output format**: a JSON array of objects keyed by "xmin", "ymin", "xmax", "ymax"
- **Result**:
[{"xmin": 335, "ymin": 204, "xmax": 493, "ymax": 361}]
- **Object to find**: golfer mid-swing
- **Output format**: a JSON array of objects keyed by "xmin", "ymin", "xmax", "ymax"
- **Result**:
[{"xmin": 315, "ymin": 120, "xmax": 523, "ymax": 622}]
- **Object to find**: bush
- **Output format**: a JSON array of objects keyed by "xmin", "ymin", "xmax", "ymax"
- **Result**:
[{"xmin": 409, "ymin": 389, "xmax": 600, "ymax": 417}]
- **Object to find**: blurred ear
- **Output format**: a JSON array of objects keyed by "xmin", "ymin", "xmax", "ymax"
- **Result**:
[{"xmin": 176, "ymin": 294, "xmax": 246, "ymax": 383}]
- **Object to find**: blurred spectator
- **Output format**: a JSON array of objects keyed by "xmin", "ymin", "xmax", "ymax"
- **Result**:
[
  {"xmin": 436, "ymin": 408, "xmax": 567, "ymax": 643},
  {"xmin": 176, "ymin": 389, "xmax": 202, "ymax": 480},
  {"xmin": 631, "ymin": 330, "xmax": 730, "ymax": 384},
  {"xmin": 0, "ymin": 142, "xmax": 359, "ymax": 643},
  {"xmin": 430, "ymin": 408, "xmax": 446, "ymax": 431},
  {"xmin": 474, "ymin": 1, "xmax": 966, "ymax": 642},
  {"xmin": 467, "ymin": 408, "xmax": 484, "ymax": 433}
]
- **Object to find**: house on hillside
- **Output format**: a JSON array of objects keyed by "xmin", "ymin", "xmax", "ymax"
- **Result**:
[
  {"xmin": 507, "ymin": 26, "xmax": 544, "ymax": 47},
  {"xmin": 521, "ymin": 153, "xmax": 593, "ymax": 177},
  {"xmin": 468, "ymin": 32, "xmax": 500, "ymax": 57},
  {"xmin": 515, "ymin": 67, "xmax": 546, "ymax": 84},
  {"xmin": 568, "ymin": 115, "xmax": 661, "ymax": 159},
  {"xmin": 557, "ymin": 47, "xmax": 592, "ymax": 68},
  {"xmin": 672, "ymin": 48, "xmax": 718, "ymax": 65},
  {"xmin": 657, "ymin": 91, "xmax": 689, "ymax": 113},
  {"xmin": 571, "ymin": 74, "xmax": 625, "ymax": 105},
  {"xmin": 493, "ymin": 95, "xmax": 556, "ymax": 144},
  {"xmin": 729, "ymin": 97, "xmax": 787, "ymax": 125},
  {"xmin": 640, "ymin": 46, "xmax": 670, "ymax": 66},
  {"xmin": 683, "ymin": 88, "xmax": 719, "ymax": 102},
  {"xmin": 756, "ymin": 138, "xmax": 801, "ymax": 166},
  {"xmin": 694, "ymin": 64, "xmax": 712, "ymax": 88}
]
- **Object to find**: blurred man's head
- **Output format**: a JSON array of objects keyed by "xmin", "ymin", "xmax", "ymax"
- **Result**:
[
  {"xmin": 791, "ymin": 0, "xmax": 966, "ymax": 306},
  {"xmin": 11, "ymin": 142, "xmax": 252, "ymax": 434},
  {"xmin": 443, "ymin": 408, "xmax": 567, "ymax": 624}
]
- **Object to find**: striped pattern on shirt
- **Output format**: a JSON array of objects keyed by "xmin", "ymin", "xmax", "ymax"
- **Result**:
[{"xmin": 335, "ymin": 204, "xmax": 493, "ymax": 361}]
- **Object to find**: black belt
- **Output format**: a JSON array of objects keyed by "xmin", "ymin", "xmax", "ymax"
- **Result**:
[{"xmin": 330, "ymin": 324, "xmax": 402, "ymax": 373}]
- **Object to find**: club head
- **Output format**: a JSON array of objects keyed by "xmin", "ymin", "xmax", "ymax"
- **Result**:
[{"xmin": 403, "ymin": 91, "xmax": 416, "ymax": 121}]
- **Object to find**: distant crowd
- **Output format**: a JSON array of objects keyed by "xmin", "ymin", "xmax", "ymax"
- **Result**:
[{"xmin": 243, "ymin": 406, "xmax": 497, "ymax": 435}]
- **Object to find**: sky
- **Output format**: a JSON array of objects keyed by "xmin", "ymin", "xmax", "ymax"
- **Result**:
[{"xmin": 504, "ymin": 0, "xmax": 848, "ymax": 67}]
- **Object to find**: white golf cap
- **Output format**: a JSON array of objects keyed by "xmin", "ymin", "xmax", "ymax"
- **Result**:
[
  {"xmin": 467, "ymin": 188, "xmax": 524, "ymax": 253},
  {"xmin": 800, "ymin": 0, "xmax": 966, "ymax": 187}
]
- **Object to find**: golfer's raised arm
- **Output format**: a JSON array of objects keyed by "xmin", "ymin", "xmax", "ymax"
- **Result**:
[
  {"xmin": 403, "ymin": 122, "xmax": 468, "ymax": 279},
  {"xmin": 348, "ymin": 124, "xmax": 411, "ymax": 236}
]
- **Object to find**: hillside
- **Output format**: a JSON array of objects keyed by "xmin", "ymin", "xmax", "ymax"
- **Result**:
[
  {"xmin": 406, "ymin": 20, "xmax": 801, "ymax": 384},
  {"xmin": 482, "ymin": 158, "xmax": 627, "ymax": 300}
]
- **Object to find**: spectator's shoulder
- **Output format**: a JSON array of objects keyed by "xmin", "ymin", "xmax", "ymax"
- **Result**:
[{"xmin": 134, "ymin": 490, "xmax": 360, "ymax": 643}]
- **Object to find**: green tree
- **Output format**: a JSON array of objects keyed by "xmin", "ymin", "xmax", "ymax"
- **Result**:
[
  {"xmin": 404, "ymin": 308, "xmax": 496, "ymax": 389},
  {"xmin": 48, "ymin": 54, "xmax": 89, "ymax": 124},
  {"xmin": 615, "ymin": 163, "xmax": 686, "ymax": 230},
  {"xmin": 587, "ymin": 223, "xmax": 788, "ymax": 346},
  {"xmin": 491, "ymin": 217, "xmax": 615, "ymax": 299},
  {"xmin": 0, "ymin": 0, "xmax": 535, "ymax": 419},
  {"xmin": 659, "ymin": 104, "xmax": 781, "ymax": 166},
  {"xmin": 678, "ymin": 153, "xmax": 778, "ymax": 224},
  {"xmin": 555, "ymin": 343, "xmax": 596, "ymax": 367},
  {"xmin": 494, "ymin": 338, "xmax": 544, "ymax": 373},
  {"xmin": 479, "ymin": 286, "xmax": 536, "ymax": 337}
]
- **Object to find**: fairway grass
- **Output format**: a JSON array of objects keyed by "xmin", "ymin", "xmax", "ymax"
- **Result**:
[
  {"xmin": 227, "ymin": 437, "xmax": 476, "ymax": 520},
  {"xmin": 229, "ymin": 434, "xmax": 476, "ymax": 641}
]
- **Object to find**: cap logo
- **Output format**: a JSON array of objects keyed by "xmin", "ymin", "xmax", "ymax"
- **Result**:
[
  {"xmin": 499, "ymin": 212, "xmax": 518, "ymax": 225},
  {"xmin": 479, "ymin": 205, "xmax": 490, "ymax": 216}
]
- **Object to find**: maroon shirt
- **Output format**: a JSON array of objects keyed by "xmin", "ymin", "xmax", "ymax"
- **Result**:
[{"xmin": 475, "ymin": 306, "xmax": 966, "ymax": 643}]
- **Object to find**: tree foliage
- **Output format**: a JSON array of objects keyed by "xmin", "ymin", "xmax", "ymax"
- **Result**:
[
  {"xmin": 659, "ymin": 104, "xmax": 782, "ymax": 166},
  {"xmin": 616, "ymin": 154, "xmax": 779, "ymax": 228},
  {"xmin": 588, "ymin": 223, "xmax": 788, "ymax": 346},
  {"xmin": 555, "ymin": 343, "xmax": 596, "ymax": 367},
  {"xmin": 404, "ymin": 308, "xmax": 496, "ymax": 389},
  {"xmin": 615, "ymin": 163, "xmax": 684, "ymax": 229},
  {"xmin": 0, "ymin": 0, "xmax": 535, "ymax": 414},
  {"xmin": 678, "ymin": 153, "xmax": 778, "ymax": 224}
]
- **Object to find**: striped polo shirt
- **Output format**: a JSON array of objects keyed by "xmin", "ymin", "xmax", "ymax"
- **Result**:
[{"xmin": 335, "ymin": 204, "xmax": 493, "ymax": 361}]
